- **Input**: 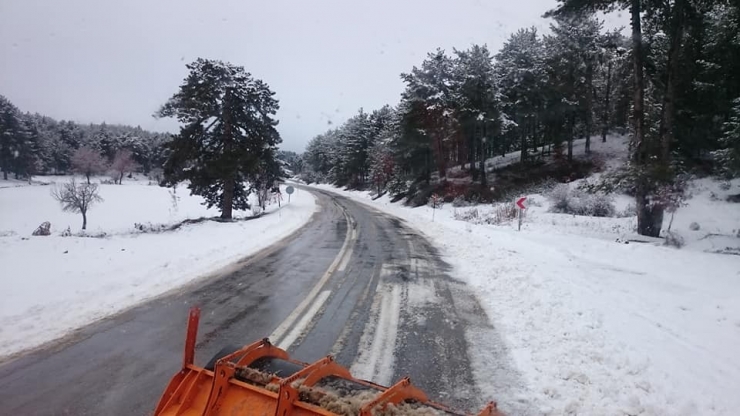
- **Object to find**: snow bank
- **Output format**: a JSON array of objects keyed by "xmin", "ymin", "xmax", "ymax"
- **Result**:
[
  {"xmin": 311, "ymin": 182, "xmax": 740, "ymax": 416},
  {"xmin": 0, "ymin": 178, "xmax": 316, "ymax": 359}
]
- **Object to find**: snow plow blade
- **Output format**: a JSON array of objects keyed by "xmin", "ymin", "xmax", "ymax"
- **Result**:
[{"xmin": 154, "ymin": 307, "xmax": 502, "ymax": 416}]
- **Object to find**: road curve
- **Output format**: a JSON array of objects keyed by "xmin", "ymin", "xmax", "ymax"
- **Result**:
[{"xmin": 0, "ymin": 187, "xmax": 493, "ymax": 415}]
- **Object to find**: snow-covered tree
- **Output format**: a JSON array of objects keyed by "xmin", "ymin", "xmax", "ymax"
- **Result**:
[
  {"xmin": 452, "ymin": 44, "xmax": 501, "ymax": 183},
  {"xmin": 71, "ymin": 147, "xmax": 107, "ymax": 184},
  {"xmin": 110, "ymin": 149, "xmax": 137, "ymax": 184},
  {"xmin": 401, "ymin": 49, "xmax": 458, "ymax": 178},
  {"xmin": 495, "ymin": 28, "xmax": 547, "ymax": 162},
  {"xmin": 156, "ymin": 58, "xmax": 281, "ymax": 219},
  {"xmin": 0, "ymin": 95, "xmax": 21, "ymax": 180},
  {"xmin": 714, "ymin": 98, "xmax": 740, "ymax": 177}
]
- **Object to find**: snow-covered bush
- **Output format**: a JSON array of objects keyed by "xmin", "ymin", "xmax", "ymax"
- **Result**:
[
  {"xmin": 454, "ymin": 204, "xmax": 518, "ymax": 225},
  {"xmin": 148, "ymin": 168, "xmax": 164, "ymax": 183},
  {"xmin": 589, "ymin": 194, "xmax": 617, "ymax": 217},
  {"xmin": 251, "ymin": 204, "xmax": 262, "ymax": 217},
  {"xmin": 387, "ymin": 173, "xmax": 410, "ymax": 197},
  {"xmin": 618, "ymin": 203, "xmax": 637, "ymax": 218},
  {"xmin": 485, "ymin": 203, "xmax": 518, "ymax": 224},
  {"xmin": 548, "ymin": 184, "xmax": 572, "ymax": 213},
  {"xmin": 452, "ymin": 196, "xmax": 474, "ymax": 207},
  {"xmin": 547, "ymin": 184, "xmax": 616, "ymax": 217},
  {"xmin": 134, "ymin": 222, "xmax": 168, "ymax": 233},
  {"xmin": 454, "ymin": 208, "xmax": 480, "ymax": 223},
  {"xmin": 664, "ymin": 231, "xmax": 685, "ymax": 248}
]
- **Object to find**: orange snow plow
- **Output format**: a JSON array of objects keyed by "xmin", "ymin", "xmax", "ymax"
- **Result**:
[{"xmin": 154, "ymin": 308, "xmax": 502, "ymax": 416}]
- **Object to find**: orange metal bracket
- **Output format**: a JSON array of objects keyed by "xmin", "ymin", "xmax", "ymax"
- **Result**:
[
  {"xmin": 477, "ymin": 401, "xmax": 502, "ymax": 416},
  {"xmin": 233, "ymin": 338, "xmax": 291, "ymax": 367},
  {"xmin": 275, "ymin": 356, "xmax": 352, "ymax": 415},
  {"xmin": 359, "ymin": 377, "xmax": 429, "ymax": 416}
]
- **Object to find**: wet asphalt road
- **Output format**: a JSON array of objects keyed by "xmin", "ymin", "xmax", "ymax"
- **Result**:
[{"xmin": 0, "ymin": 188, "xmax": 492, "ymax": 415}]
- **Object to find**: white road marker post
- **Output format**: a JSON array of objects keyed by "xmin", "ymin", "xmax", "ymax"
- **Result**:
[
  {"xmin": 516, "ymin": 197, "xmax": 527, "ymax": 231},
  {"xmin": 431, "ymin": 193, "xmax": 440, "ymax": 222}
]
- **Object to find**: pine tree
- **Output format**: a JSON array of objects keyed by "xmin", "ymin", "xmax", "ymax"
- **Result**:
[
  {"xmin": 548, "ymin": 0, "xmax": 664, "ymax": 236},
  {"xmin": 0, "ymin": 95, "xmax": 21, "ymax": 180},
  {"xmin": 401, "ymin": 49, "xmax": 458, "ymax": 178},
  {"xmin": 714, "ymin": 98, "xmax": 740, "ymax": 176},
  {"xmin": 156, "ymin": 58, "xmax": 281, "ymax": 219},
  {"xmin": 452, "ymin": 44, "xmax": 501, "ymax": 183},
  {"xmin": 495, "ymin": 28, "xmax": 546, "ymax": 163}
]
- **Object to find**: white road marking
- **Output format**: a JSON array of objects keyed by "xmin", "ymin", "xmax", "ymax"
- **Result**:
[
  {"xmin": 350, "ymin": 272, "xmax": 402, "ymax": 385},
  {"xmin": 277, "ymin": 290, "xmax": 332, "ymax": 350},
  {"xmin": 337, "ymin": 244, "xmax": 354, "ymax": 272},
  {"xmin": 269, "ymin": 207, "xmax": 355, "ymax": 346}
]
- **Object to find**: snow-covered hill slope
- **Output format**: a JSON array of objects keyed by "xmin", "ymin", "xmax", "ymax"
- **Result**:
[
  {"xmin": 0, "ymin": 177, "xmax": 316, "ymax": 360},
  {"xmin": 311, "ymin": 137, "xmax": 740, "ymax": 415}
]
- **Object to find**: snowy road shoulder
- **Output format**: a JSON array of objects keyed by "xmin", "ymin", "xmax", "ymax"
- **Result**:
[
  {"xmin": 310, "ymin": 183, "xmax": 740, "ymax": 416},
  {"xmin": 0, "ymin": 182, "xmax": 317, "ymax": 360}
]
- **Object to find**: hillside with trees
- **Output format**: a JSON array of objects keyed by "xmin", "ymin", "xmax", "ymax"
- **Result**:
[
  {"xmin": 301, "ymin": 1, "xmax": 740, "ymax": 237},
  {"xmin": 0, "ymin": 95, "xmax": 169, "ymax": 180}
]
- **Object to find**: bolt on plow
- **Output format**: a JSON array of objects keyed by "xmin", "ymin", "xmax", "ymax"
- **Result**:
[{"xmin": 154, "ymin": 307, "xmax": 503, "ymax": 416}]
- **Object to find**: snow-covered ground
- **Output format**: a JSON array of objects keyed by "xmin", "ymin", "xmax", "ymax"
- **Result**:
[
  {"xmin": 0, "ymin": 176, "xmax": 316, "ymax": 360},
  {"xmin": 310, "ymin": 139, "xmax": 740, "ymax": 415}
]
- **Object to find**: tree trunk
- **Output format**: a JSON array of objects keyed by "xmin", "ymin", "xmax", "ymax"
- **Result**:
[
  {"xmin": 659, "ymin": 0, "xmax": 686, "ymax": 163},
  {"xmin": 568, "ymin": 137, "xmax": 574, "ymax": 162},
  {"xmin": 82, "ymin": 210, "xmax": 87, "ymax": 230},
  {"xmin": 86, "ymin": 172, "xmax": 91, "ymax": 184},
  {"xmin": 636, "ymin": 192, "xmax": 664, "ymax": 237},
  {"xmin": 602, "ymin": 60, "xmax": 612, "ymax": 142},
  {"xmin": 469, "ymin": 124, "xmax": 478, "ymax": 181},
  {"xmin": 585, "ymin": 62, "xmax": 594, "ymax": 155},
  {"xmin": 2, "ymin": 169, "xmax": 7, "ymax": 180},
  {"xmin": 631, "ymin": 0, "xmax": 646, "ymax": 163},
  {"xmin": 480, "ymin": 123, "xmax": 487, "ymax": 186},
  {"xmin": 631, "ymin": 0, "xmax": 663, "ymax": 236},
  {"xmin": 567, "ymin": 116, "xmax": 574, "ymax": 162},
  {"xmin": 221, "ymin": 177, "xmax": 235, "ymax": 220},
  {"xmin": 436, "ymin": 134, "xmax": 447, "ymax": 179}
]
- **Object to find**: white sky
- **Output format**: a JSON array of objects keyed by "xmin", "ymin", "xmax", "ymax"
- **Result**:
[{"xmin": 0, "ymin": 0, "xmax": 627, "ymax": 152}]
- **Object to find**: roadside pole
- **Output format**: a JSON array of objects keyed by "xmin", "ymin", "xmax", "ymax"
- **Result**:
[{"xmin": 516, "ymin": 197, "xmax": 527, "ymax": 231}]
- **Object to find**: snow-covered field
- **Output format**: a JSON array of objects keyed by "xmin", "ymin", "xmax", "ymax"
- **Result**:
[
  {"xmin": 310, "ymin": 138, "xmax": 740, "ymax": 415},
  {"xmin": 0, "ymin": 176, "xmax": 316, "ymax": 360}
]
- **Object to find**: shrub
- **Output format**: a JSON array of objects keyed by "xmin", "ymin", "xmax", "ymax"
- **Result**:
[
  {"xmin": 134, "ymin": 222, "xmax": 168, "ymax": 233},
  {"xmin": 452, "ymin": 196, "xmax": 473, "ymax": 207},
  {"xmin": 664, "ymin": 231, "xmax": 685, "ymax": 248},
  {"xmin": 454, "ymin": 208, "xmax": 480, "ymax": 223},
  {"xmin": 485, "ymin": 203, "xmax": 519, "ymax": 225},
  {"xmin": 547, "ymin": 184, "xmax": 616, "ymax": 217},
  {"xmin": 618, "ymin": 203, "xmax": 637, "ymax": 218}
]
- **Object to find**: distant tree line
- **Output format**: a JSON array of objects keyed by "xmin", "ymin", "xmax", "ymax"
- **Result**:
[
  {"xmin": 303, "ymin": 1, "xmax": 740, "ymax": 237},
  {"xmin": 0, "ymin": 95, "xmax": 169, "ymax": 180}
]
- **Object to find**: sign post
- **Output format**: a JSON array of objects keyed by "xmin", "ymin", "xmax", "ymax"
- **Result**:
[
  {"xmin": 286, "ymin": 185, "xmax": 295, "ymax": 203},
  {"xmin": 516, "ymin": 197, "xmax": 527, "ymax": 231},
  {"xmin": 431, "ymin": 193, "xmax": 441, "ymax": 222}
]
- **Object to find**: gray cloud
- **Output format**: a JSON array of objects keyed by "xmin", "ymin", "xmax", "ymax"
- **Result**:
[{"xmin": 0, "ymin": 0, "xmax": 626, "ymax": 152}]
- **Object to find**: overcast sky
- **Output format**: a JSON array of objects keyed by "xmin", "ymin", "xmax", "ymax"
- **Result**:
[{"xmin": 0, "ymin": 0, "xmax": 627, "ymax": 152}]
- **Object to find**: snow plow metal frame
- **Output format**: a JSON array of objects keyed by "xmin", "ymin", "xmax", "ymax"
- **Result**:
[{"xmin": 154, "ymin": 307, "xmax": 502, "ymax": 416}]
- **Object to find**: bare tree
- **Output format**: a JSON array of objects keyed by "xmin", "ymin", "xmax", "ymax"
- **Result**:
[
  {"xmin": 71, "ymin": 147, "xmax": 107, "ymax": 184},
  {"xmin": 110, "ymin": 149, "xmax": 138, "ymax": 184},
  {"xmin": 51, "ymin": 178, "xmax": 103, "ymax": 230}
]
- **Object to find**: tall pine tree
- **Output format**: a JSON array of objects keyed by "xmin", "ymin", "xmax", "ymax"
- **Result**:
[{"xmin": 156, "ymin": 59, "xmax": 281, "ymax": 219}]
